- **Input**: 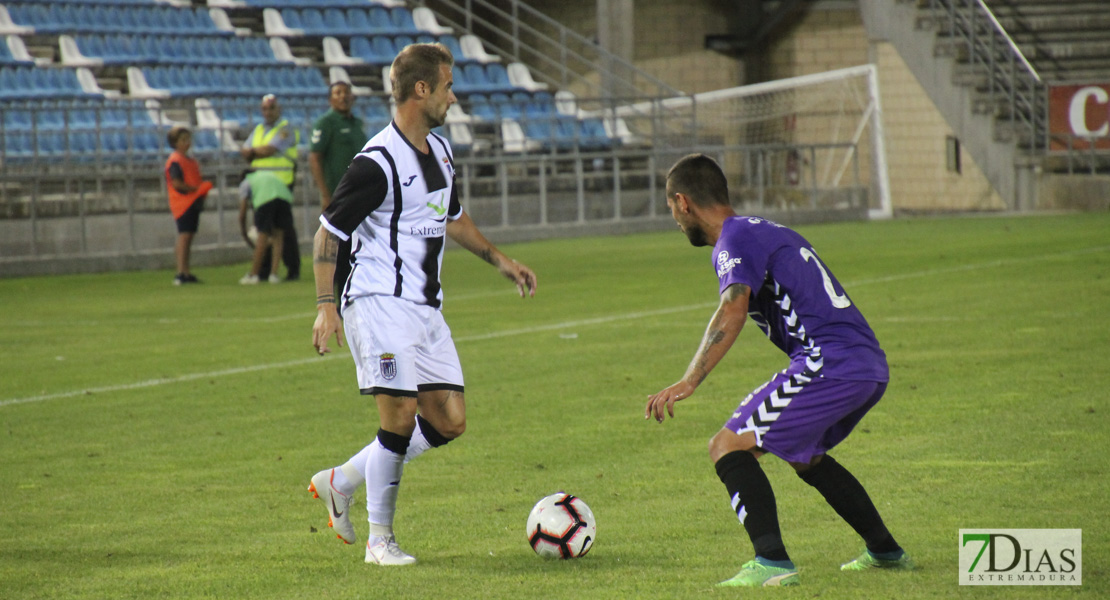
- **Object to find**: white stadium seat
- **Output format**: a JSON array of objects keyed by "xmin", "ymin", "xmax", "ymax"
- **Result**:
[{"xmin": 460, "ymin": 34, "xmax": 501, "ymax": 63}]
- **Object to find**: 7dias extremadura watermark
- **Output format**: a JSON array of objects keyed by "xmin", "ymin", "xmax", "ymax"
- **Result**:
[{"xmin": 959, "ymin": 529, "xmax": 1081, "ymax": 586}]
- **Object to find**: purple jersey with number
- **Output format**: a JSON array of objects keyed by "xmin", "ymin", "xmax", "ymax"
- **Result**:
[{"xmin": 713, "ymin": 216, "xmax": 888, "ymax": 382}]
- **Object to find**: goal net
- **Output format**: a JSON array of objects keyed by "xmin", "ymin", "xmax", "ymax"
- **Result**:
[{"xmin": 600, "ymin": 65, "xmax": 892, "ymax": 219}]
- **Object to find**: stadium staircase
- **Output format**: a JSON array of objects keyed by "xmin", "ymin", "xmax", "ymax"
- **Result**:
[{"xmin": 860, "ymin": 0, "xmax": 1110, "ymax": 210}]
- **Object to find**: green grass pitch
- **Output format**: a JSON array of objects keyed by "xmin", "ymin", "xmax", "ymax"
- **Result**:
[{"xmin": 1, "ymin": 212, "xmax": 1106, "ymax": 599}]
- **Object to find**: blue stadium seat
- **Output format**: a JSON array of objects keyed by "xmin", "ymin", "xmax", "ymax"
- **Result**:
[
  {"xmin": 522, "ymin": 91, "xmax": 555, "ymax": 120},
  {"xmin": 359, "ymin": 96, "xmax": 392, "ymax": 131},
  {"xmin": 523, "ymin": 120, "xmax": 557, "ymax": 151},
  {"xmin": 367, "ymin": 8, "xmax": 394, "ymax": 35},
  {"xmin": 438, "ymin": 36, "xmax": 466, "ymax": 62},
  {"xmin": 280, "ymin": 8, "xmax": 304, "ymax": 31},
  {"xmin": 245, "ymin": 38, "xmax": 278, "ymax": 65},
  {"xmin": 485, "ymin": 63, "xmax": 515, "ymax": 92},
  {"xmin": 70, "ymin": 130, "xmax": 97, "ymax": 160},
  {"xmin": 2, "ymin": 107, "xmax": 32, "ymax": 130},
  {"xmin": 35, "ymin": 109, "xmax": 64, "ymax": 131},
  {"xmin": 299, "ymin": 9, "xmax": 327, "ymax": 35},
  {"xmin": 346, "ymin": 8, "xmax": 372, "ymax": 33},
  {"xmin": 463, "ymin": 63, "xmax": 493, "ymax": 93},
  {"xmin": 389, "ymin": 8, "xmax": 421, "ymax": 36},
  {"xmin": 323, "ymin": 8, "xmax": 350, "ymax": 35},
  {"xmin": 451, "ymin": 65, "xmax": 472, "ymax": 94},
  {"xmin": 487, "ymin": 93, "xmax": 520, "ymax": 121},
  {"xmin": 393, "ymin": 35, "xmax": 415, "ymax": 52},
  {"xmin": 466, "ymin": 94, "xmax": 495, "ymax": 122},
  {"xmin": 3, "ymin": 131, "xmax": 33, "ymax": 162}
]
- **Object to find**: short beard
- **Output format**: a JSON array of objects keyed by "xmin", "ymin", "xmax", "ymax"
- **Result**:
[
  {"xmin": 424, "ymin": 108, "xmax": 446, "ymax": 129},
  {"xmin": 684, "ymin": 225, "xmax": 709, "ymax": 247}
]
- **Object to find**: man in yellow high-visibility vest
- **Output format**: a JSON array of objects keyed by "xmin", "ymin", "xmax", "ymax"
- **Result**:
[{"xmin": 241, "ymin": 94, "xmax": 301, "ymax": 280}]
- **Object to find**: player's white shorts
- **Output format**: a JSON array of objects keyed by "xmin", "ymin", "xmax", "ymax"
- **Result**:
[{"xmin": 343, "ymin": 295, "xmax": 464, "ymax": 397}]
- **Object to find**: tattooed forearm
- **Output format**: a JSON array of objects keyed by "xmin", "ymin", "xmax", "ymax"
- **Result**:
[
  {"xmin": 478, "ymin": 247, "xmax": 495, "ymax": 266},
  {"xmin": 692, "ymin": 329, "xmax": 726, "ymax": 383},
  {"xmin": 314, "ymin": 230, "xmax": 340, "ymax": 264},
  {"xmin": 684, "ymin": 286, "xmax": 750, "ymax": 387}
]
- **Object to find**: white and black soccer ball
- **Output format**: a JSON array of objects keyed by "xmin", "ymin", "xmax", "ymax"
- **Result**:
[{"xmin": 526, "ymin": 492, "xmax": 596, "ymax": 559}]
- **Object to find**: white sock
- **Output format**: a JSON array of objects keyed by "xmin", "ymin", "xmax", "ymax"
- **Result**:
[
  {"xmin": 404, "ymin": 417, "xmax": 432, "ymax": 464},
  {"xmin": 337, "ymin": 443, "xmax": 374, "ymax": 494},
  {"xmin": 338, "ymin": 416, "xmax": 433, "ymax": 497},
  {"xmin": 365, "ymin": 438, "xmax": 404, "ymax": 529}
]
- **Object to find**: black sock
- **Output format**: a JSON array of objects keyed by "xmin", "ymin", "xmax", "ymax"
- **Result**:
[
  {"xmin": 416, "ymin": 414, "xmax": 451, "ymax": 447},
  {"xmin": 798, "ymin": 455, "xmax": 901, "ymax": 555},
  {"xmin": 715, "ymin": 450, "xmax": 790, "ymax": 562},
  {"xmin": 375, "ymin": 428, "xmax": 412, "ymax": 455}
]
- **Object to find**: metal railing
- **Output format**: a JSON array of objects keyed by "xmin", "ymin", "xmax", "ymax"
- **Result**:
[
  {"xmin": 927, "ymin": 0, "xmax": 1047, "ymax": 151},
  {"xmin": 418, "ymin": 0, "xmax": 682, "ymax": 99}
]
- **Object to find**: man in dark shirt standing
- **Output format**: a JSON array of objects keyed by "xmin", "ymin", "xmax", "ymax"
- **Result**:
[{"xmin": 309, "ymin": 82, "xmax": 366, "ymax": 296}]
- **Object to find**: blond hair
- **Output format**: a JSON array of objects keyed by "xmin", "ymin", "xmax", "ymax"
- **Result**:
[{"xmin": 390, "ymin": 43, "xmax": 454, "ymax": 104}]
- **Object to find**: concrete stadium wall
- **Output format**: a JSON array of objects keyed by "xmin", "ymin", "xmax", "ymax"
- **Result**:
[{"xmin": 531, "ymin": 0, "xmax": 1005, "ymax": 213}]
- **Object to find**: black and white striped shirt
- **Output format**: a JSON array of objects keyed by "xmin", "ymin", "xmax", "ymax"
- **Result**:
[{"xmin": 320, "ymin": 122, "xmax": 462, "ymax": 310}]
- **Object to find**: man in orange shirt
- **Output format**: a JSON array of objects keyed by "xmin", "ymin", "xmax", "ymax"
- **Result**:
[{"xmin": 165, "ymin": 126, "xmax": 213, "ymax": 285}]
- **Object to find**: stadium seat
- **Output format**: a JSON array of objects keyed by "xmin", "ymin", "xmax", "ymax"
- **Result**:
[
  {"xmin": 389, "ymin": 8, "xmax": 422, "ymax": 36},
  {"xmin": 444, "ymin": 122, "xmax": 476, "ymax": 153},
  {"xmin": 466, "ymin": 94, "xmax": 496, "ymax": 122},
  {"xmin": 0, "ymin": 5, "xmax": 35, "ymax": 35},
  {"xmin": 577, "ymin": 118, "xmax": 612, "ymax": 150},
  {"xmin": 195, "ymin": 97, "xmax": 239, "ymax": 131},
  {"xmin": 485, "ymin": 64, "xmax": 517, "ymax": 92},
  {"xmin": 359, "ymin": 96, "xmax": 392, "ymax": 132},
  {"xmin": 488, "ymin": 93, "xmax": 521, "ymax": 121},
  {"xmin": 297, "ymin": 9, "xmax": 328, "ymax": 36},
  {"xmin": 263, "ymin": 8, "xmax": 304, "ymax": 37},
  {"xmin": 127, "ymin": 66, "xmax": 171, "ymax": 99},
  {"xmin": 351, "ymin": 36, "xmax": 396, "ymax": 65},
  {"xmin": 3, "ymin": 35, "xmax": 39, "ymax": 66},
  {"xmin": 393, "ymin": 35, "xmax": 416, "ymax": 54},
  {"xmin": 345, "ymin": 8, "xmax": 373, "ymax": 34},
  {"xmin": 412, "ymin": 7, "xmax": 451, "ymax": 35},
  {"xmin": 460, "ymin": 34, "xmax": 500, "ymax": 63},
  {"xmin": 323, "ymin": 36, "xmax": 363, "ymax": 67},
  {"xmin": 76, "ymin": 67, "xmax": 117, "ymax": 97},
  {"xmin": 323, "ymin": 8, "xmax": 352, "ymax": 35},
  {"xmin": 366, "ymin": 8, "xmax": 394, "ymax": 35},
  {"xmin": 438, "ymin": 36, "xmax": 467, "ymax": 63},
  {"xmin": 445, "ymin": 103, "xmax": 472, "ymax": 125},
  {"xmin": 209, "ymin": 8, "xmax": 250, "ymax": 36},
  {"xmin": 501, "ymin": 118, "xmax": 539, "ymax": 153},
  {"xmin": 270, "ymin": 37, "xmax": 310, "ymax": 66},
  {"xmin": 380, "ymin": 65, "xmax": 392, "ymax": 95},
  {"xmin": 507, "ymin": 62, "xmax": 548, "ymax": 92},
  {"xmin": 2, "ymin": 106, "xmax": 32, "ymax": 131},
  {"xmin": 328, "ymin": 66, "xmax": 371, "ymax": 95}
]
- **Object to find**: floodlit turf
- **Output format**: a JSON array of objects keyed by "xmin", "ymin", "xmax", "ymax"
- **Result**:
[{"xmin": 1, "ymin": 213, "xmax": 1107, "ymax": 599}]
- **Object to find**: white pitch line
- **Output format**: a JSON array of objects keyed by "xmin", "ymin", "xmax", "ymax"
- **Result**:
[{"xmin": 3, "ymin": 244, "xmax": 1107, "ymax": 408}]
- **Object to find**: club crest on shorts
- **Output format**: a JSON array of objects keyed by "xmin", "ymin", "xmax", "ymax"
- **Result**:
[{"xmin": 379, "ymin": 353, "xmax": 397, "ymax": 380}]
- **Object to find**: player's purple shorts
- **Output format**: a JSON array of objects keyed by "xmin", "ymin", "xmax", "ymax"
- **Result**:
[{"xmin": 724, "ymin": 366, "xmax": 886, "ymax": 463}]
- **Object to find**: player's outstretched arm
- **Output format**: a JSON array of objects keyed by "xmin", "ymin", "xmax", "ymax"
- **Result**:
[
  {"xmin": 311, "ymin": 225, "xmax": 345, "ymax": 355},
  {"xmin": 447, "ymin": 213, "xmax": 537, "ymax": 298},
  {"xmin": 645, "ymin": 283, "xmax": 750, "ymax": 423}
]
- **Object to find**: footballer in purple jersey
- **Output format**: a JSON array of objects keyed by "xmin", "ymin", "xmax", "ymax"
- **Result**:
[{"xmin": 645, "ymin": 154, "xmax": 912, "ymax": 587}]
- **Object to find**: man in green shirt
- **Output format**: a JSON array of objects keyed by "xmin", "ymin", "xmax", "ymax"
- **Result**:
[
  {"xmin": 309, "ymin": 82, "xmax": 367, "ymax": 210},
  {"xmin": 309, "ymin": 81, "xmax": 367, "ymax": 298},
  {"xmin": 237, "ymin": 169, "xmax": 295, "ymax": 285}
]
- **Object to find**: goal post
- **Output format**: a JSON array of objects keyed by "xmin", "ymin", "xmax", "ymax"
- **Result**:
[{"xmin": 599, "ymin": 64, "xmax": 893, "ymax": 219}]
